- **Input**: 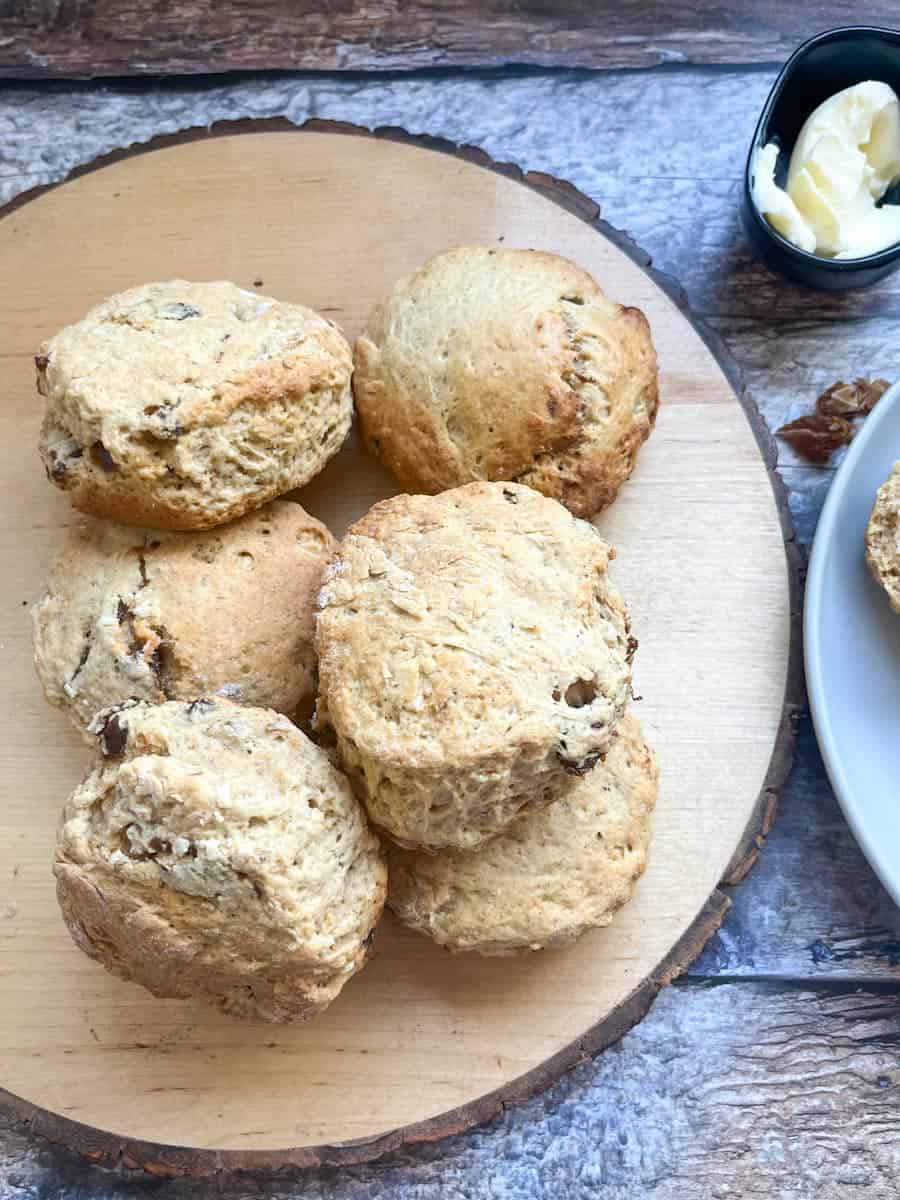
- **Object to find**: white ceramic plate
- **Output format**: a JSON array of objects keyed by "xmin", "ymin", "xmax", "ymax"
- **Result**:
[{"xmin": 806, "ymin": 382, "xmax": 900, "ymax": 904}]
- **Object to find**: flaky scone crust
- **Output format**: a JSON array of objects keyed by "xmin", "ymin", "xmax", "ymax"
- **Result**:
[
  {"xmin": 38, "ymin": 280, "xmax": 352, "ymax": 529},
  {"xmin": 32, "ymin": 500, "xmax": 335, "ymax": 736},
  {"xmin": 388, "ymin": 714, "xmax": 657, "ymax": 954},
  {"xmin": 315, "ymin": 482, "xmax": 633, "ymax": 852},
  {"xmin": 55, "ymin": 699, "xmax": 387, "ymax": 1023},
  {"xmin": 354, "ymin": 246, "xmax": 658, "ymax": 518}
]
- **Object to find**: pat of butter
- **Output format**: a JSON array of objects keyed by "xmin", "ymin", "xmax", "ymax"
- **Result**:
[{"xmin": 752, "ymin": 81, "xmax": 900, "ymax": 258}]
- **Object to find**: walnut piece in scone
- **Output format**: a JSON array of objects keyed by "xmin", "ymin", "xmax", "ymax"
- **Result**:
[
  {"xmin": 55, "ymin": 699, "xmax": 387, "ymax": 1023},
  {"xmin": 866, "ymin": 460, "xmax": 900, "ymax": 613},
  {"xmin": 388, "ymin": 714, "xmax": 657, "ymax": 954},
  {"xmin": 354, "ymin": 246, "xmax": 658, "ymax": 517},
  {"xmin": 32, "ymin": 500, "xmax": 335, "ymax": 737},
  {"xmin": 37, "ymin": 280, "xmax": 352, "ymax": 530},
  {"xmin": 315, "ymin": 482, "xmax": 633, "ymax": 853}
]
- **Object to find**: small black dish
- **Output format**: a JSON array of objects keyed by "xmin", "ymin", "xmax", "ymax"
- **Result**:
[{"xmin": 742, "ymin": 25, "xmax": 900, "ymax": 290}]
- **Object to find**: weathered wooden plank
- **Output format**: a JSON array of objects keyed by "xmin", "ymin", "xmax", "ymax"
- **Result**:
[
  {"xmin": 5, "ymin": 68, "xmax": 900, "ymax": 324},
  {"xmin": 694, "ymin": 717, "xmax": 900, "ymax": 983},
  {"xmin": 712, "ymin": 317, "xmax": 899, "ymax": 478},
  {"xmin": 0, "ymin": 1, "xmax": 896, "ymax": 79},
  {"xmin": 0, "ymin": 982, "xmax": 898, "ymax": 1196}
]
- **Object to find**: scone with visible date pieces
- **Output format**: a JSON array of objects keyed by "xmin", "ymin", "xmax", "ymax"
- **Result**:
[
  {"xmin": 388, "ymin": 714, "xmax": 657, "ymax": 954},
  {"xmin": 54, "ymin": 699, "xmax": 387, "ymax": 1023},
  {"xmin": 37, "ymin": 280, "xmax": 352, "ymax": 529},
  {"xmin": 866, "ymin": 461, "xmax": 900, "ymax": 612},
  {"xmin": 354, "ymin": 246, "xmax": 658, "ymax": 518},
  {"xmin": 32, "ymin": 500, "xmax": 334, "ymax": 736},
  {"xmin": 315, "ymin": 481, "xmax": 634, "ymax": 853}
]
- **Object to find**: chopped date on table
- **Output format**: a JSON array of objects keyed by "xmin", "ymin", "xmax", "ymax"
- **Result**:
[
  {"xmin": 816, "ymin": 377, "xmax": 890, "ymax": 417},
  {"xmin": 776, "ymin": 414, "xmax": 855, "ymax": 463},
  {"xmin": 776, "ymin": 377, "xmax": 892, "ymax": 463}
]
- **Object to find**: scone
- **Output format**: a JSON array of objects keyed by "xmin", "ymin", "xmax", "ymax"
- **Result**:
[
  {"xmin": 866, "ymin": 461, "xmax": 900, "ymax": 612},
  {"xmin": 354, "ymin": 246, "xmax": 658, "ymax": 517},
  {"xmin": 37, "ymin": 280, "xmax": 352, "ymax": 529},
  {"xmin": 315, "ymin": 482, "xmax": 633, "ymax": 852},
  {"xmin": 388, "ymin": 714, "xmax": 657, "ymax": 954},
  {"xmin": 32, "ymin": 500, "xmax": 335, "ymax": 736},
  {"xmin": 55, "ymin": 699, "xmax": 387, "ymax": 1022}
]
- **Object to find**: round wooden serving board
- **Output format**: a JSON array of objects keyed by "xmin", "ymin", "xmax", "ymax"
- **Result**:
[{"xmin": 0, "ymin": 123, "xmax": 800, "ymax": 1175}]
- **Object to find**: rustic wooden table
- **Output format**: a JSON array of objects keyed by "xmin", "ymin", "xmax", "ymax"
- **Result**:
[{"xmin": 2, "ymin": 5, "xmax": 900, "ymax": 1198}]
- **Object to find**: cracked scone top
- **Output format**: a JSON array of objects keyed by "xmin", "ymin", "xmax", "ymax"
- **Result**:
[
  {"xmin": 37, "ymin": 280, "xmax": 353, "ymax": 529},
  {"xmin": 32, "ymin": 500, "xmax": 335, "ymax": 736},
  {"xmin": 388, "ymin": 714, "xmax": 657, "ymax": 954},
  {"xmin": 353, "ymin": 246, "xmax": 658, "ymax": 518},
  {"xmin": 54, "ymin": 699, "xmax": 387, "ymax": 1023},
  {"xmin": 315, "ymin": 482, "xmax": 633, "ymax": 852},
  {"xmin": 866, "ymin": 461, "xmax": 900, "ymax": 613}
]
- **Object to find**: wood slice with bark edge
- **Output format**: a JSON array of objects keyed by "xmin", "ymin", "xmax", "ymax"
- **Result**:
[{"xmin": 0, "ymin": 119, "xmax": 803, "ymax": 1175}]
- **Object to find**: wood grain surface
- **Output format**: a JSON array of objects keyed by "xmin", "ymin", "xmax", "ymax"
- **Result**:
[
  {"xmin": 1, "ymin": 1, "xmax": 897, "ymax": 78},
  {"xmin": 0, "ymin": 125, "xmax": 794, "ymax": 1167}
]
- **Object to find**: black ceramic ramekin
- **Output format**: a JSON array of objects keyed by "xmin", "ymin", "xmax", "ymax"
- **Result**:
[{"xmin": 742, "ymin": 25, "xmax": 900, "ymax": 290}]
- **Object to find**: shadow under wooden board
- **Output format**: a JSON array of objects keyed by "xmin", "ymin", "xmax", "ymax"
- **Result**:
[{"xmin": 0, "ymin": 121, "xmax": 801, "ymax": 1176}]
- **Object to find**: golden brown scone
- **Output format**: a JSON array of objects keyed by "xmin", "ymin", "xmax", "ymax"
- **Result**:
[
  {"xmin": 315, "ymin": 482, "xmax": 633, "ymax": 853},
  {"xmin": 38, "ymin": 280, "xmax": 352, "ymax": 529},
  {"xmin": 866, "ymin": 461, "xmax": 900, "ymax": 612},
  {"xmin": 32, "ymin": 501, "xmax": 335, "ymax": 737},
  {"xmin": 388, "ymin": 714, "xmax": 656, "ymax": 954},
  {"xmin": 55, "ymin": 699, "xmax": 387, "ymax": 1023},
  {"xmin": 354, "ymin": 246, "xmax": 658, "ymax": 517}
]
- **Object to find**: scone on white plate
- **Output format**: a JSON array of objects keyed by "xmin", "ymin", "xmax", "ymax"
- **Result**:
[{"xmin": 866, "ymin": 460, "xmax": 900, "ymax": 612}]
